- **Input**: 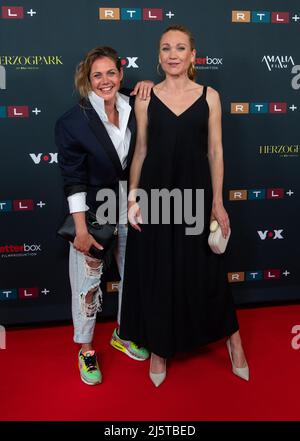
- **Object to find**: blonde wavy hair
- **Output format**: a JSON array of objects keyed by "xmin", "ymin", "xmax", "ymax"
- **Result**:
[{"xmin": 159, "ymin": 25, "xmax": 196, "ymax": 81}]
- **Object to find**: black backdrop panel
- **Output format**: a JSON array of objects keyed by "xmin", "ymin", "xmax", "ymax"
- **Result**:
[{"xmin": 0, "ymin": 0, "xmax": 299, "ymax": 325}]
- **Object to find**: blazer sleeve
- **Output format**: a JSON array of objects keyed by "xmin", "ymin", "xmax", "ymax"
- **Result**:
[
  {"xmin": 119, "ymin": 87, "xmax": 133, "ymax": 97},
  {"xmin": 55, "ymin": 118, "xmax": 88, "ymax": 197}
]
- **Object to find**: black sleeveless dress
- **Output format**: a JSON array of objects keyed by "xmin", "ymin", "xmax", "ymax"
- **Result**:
[{"xmin": 119, "ymin": 86, "xmax": 239, "ymax": 358}]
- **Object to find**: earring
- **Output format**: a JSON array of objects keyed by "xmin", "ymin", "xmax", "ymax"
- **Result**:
[
  {"xmin": 156, "ymin": 63, "xmax": 163, "ymax": 76},
  {"xmin": 188, "ymin": 62, "xmax": 196, "ymax": 80}
]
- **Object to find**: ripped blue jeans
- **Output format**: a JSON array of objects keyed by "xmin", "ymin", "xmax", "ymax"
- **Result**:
[{"xmin": 69, "ymin": 224, "xmax": 127, "ymax": 344}]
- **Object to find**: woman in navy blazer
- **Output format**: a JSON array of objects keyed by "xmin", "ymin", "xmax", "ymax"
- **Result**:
[{"xmin": 55, "ymin": 47, "xmax": 151, "ymax": 385}]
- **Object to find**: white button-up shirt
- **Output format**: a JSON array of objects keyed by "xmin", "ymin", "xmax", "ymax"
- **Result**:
[{"xmin": 67, "ymin": 91, "xmax": 132, "ymax": 224}]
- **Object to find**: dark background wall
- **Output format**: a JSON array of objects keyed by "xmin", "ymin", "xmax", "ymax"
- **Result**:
[{"xmin": 0, "ymin": 0, "xmax": 299, "ymax": 325}]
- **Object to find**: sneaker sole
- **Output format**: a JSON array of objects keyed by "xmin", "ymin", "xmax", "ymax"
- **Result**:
[
  {"xmin": 110, "ymin": 339, "xmax": 148, "ymax": 361},
  {"xmin": 80, "ymin": 375, "xmax": 102, "ymax": 386},
  {"xmin": 78, "ymin": 360, "xmax": 102, "ymax": 385}
]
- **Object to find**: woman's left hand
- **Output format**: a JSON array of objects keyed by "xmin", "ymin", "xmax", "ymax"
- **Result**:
[
  {"xmin": 130, "ymin": 80, "xmax": 154, "ymax": 100},
  {"xmin": 210, "ymin": 202, "xmax": 230, "ymax": 239}
]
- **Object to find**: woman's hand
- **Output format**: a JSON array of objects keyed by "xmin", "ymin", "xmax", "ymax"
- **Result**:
[
  {"xmin": 210, "ymin": 202, "xmax": 230, "ymax": 239},
  {"xmin": 130, "ymin": 80, "xmax": 154, "ymax": 100},
  {"xmin": 74, "ymin": 232, "xmax": 103, "ymax": 256},
  {"xmin": 128, "ymin": 200, "xmax": 142, "ymax": 232}
]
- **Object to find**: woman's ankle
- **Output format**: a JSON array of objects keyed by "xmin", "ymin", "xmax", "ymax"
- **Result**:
[
  {"xmin": 81, "ymin": 343, "xmax": 93, "ymax": 353},
  {"xmin": 150, "ymin": 353, "xmax": 166, "ymax": 373}
]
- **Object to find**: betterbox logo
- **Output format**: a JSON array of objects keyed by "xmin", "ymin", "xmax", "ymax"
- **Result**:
[
  {"xmin": 195, "ymin": 56, "xmax": 223, "ymax": 70},
  {"xmin": 29, "ymin": 153, "xmax": 58, "ymax": 164},
  {"xmin": 1, "ymin": 6, "xmax": 37, "ymax": 19},
  {"xmin": 99, "ymin": 7, "xmax": 175, "ymax": 21},
  {"xmin": 0, "ymin": 105, "xmax": 41, "ymax": 118},
  {"xmin": 257, "ymin": 229, "xmax": 284, "ymax": 240},
  {"xmin": 0, "ymin": 243, "xmax": 42, "ymax": 258}
]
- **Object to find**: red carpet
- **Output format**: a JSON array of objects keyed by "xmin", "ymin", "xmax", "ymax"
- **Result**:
[{"xmin": 1, "ymin": 304, "xmax": 300, "ymax": 421}]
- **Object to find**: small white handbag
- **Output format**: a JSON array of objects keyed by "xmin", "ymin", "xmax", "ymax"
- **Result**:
[{"xmin": 208, "ymin": 220, "xmax": 231, "ymax": 254}]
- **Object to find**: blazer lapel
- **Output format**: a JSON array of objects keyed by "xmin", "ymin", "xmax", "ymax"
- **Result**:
[
  {"xmin": 126, "ymin": 96, "xmax": 136, "ymax": 168},
  {"xmin": 86, "ymin": 104, "xmax": 124, "ymax": 178}
]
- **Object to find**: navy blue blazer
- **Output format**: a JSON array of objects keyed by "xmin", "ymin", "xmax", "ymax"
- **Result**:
[{"xmin": 55, "ymin": 92, "xmax": 136, "ymax": 213}]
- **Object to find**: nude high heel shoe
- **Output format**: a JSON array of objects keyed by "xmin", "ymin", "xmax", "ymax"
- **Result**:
[
  {"xmin": 149, "ymin": 354, "xmax": 166, "ymax": 387},
  {"xmin": 226, "ymin": 339, "xmax": 249, "ymax": 382}
]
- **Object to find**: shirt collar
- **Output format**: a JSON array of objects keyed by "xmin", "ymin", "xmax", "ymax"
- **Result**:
[{"xmin": 88, "ymin": 90, "xmax": 130, "ymax": 122}]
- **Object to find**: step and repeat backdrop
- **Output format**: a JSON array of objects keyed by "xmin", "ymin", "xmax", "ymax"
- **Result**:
[{"xmin": 0, "ymin": 0, "xmax": 299, "ymax": 325}]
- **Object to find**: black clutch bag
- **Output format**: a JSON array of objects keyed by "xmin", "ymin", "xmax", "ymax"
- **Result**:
[{"xmin": 57, "ymin": 211, "xmax": 118, "ymax": 260}]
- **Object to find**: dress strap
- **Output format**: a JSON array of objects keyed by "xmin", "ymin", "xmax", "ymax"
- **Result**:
[{"xmin": 202, "ymin": 86, "xmax": 207, "ymax": 100}]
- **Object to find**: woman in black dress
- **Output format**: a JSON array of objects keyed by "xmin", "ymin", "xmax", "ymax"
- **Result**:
[{"xmin": 120, "ymin": 25, "xmax": 249, "ymax": 386}]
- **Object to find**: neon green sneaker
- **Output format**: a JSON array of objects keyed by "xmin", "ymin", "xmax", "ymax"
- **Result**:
[
  {"xmin": 78, "ymin": 350, "xmax": 102, "ymax": 385},
  {"xmin": 110, "ymin": 328, "xmax": 149, "ymax": 361}
]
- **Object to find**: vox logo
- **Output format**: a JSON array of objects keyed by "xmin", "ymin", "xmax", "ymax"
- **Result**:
[
  {"xmin": 29, "ymin": 153, "xmax": 58, "ymax": 164},
  {"xmin": 257, "ymin": 229, "xmax": 284, "ymax": 240},
  {"xmin": 120, "ymin": 57, "xmax": 139, "ymax": 68}
]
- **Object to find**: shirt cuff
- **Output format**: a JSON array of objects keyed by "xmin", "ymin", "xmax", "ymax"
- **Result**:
[{"xmin": 67, "ymin": 192, "xmax": 88, "ymax": 213}]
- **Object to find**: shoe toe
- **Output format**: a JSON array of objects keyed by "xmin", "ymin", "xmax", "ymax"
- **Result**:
[{"xmin": 149, "ymin": 371, "xmax": 166, "ymax": 387}]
